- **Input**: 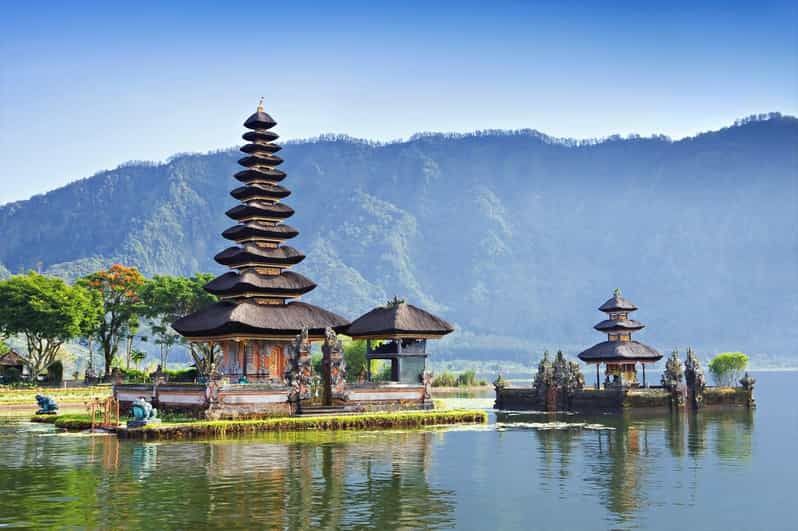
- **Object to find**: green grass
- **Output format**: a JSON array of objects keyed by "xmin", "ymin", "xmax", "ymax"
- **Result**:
[
  {"xmin": 122, "ymin": 409, "xmax": 488, "ymax": 440},
  {"xmin": 1, "ymin": 386, "xmax": 111, "ymax": 405},
  {"xmin": 30, "ymin": 413, "xmax": 96, "ymax": 430}
]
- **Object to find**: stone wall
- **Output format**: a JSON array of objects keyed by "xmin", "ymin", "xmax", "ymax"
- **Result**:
[{"xmin": 703, "ymin": 387, "xmax": 751, "ymax": 407}]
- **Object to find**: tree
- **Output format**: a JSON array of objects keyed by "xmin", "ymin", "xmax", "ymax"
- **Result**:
[
  {"xmin": 139, "ymin": 273, "xmax": 216, "ymax": 368},
  {"xmin": 78, "ymin": 264, "xmax": 146, "ymax": 378},
  {"xmin": 0, "ymin": 273, "xmax": 100, "ymax": 380},
  {"xmin": 708, "ymin": 352, "xmax": 749, "ymax": 387},
  {"xmin": 342, "ymin": 338, "xmax": 368, "ymax": 382},
  {"xmin": 130, "ymin": 349, "xmax": 147, "ymax": 372}
]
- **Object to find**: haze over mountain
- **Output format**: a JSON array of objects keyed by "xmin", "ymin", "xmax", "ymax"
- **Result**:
[{"xmin": 1, "ymin": 114, "xmax": 796, "ymax": 364}]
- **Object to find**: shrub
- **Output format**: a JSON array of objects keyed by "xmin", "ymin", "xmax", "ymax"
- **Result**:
[
  {"xmin": 1, "ymin": 366, "xmax": 22, "ymax": 384},
  {"xmin": 164, "ymin": 368, "xmax": 198, "ymax": 382},
  {"xmin": 708, "ymin": 352, "xmax": 749, "ymax": 387},
  {"xmin": 456, "ymin": 370, "xmax": 478, "ymax": 387},
  {"xmin": 431, "ymin": 372, "xmax": 458, "ymax": 387}
]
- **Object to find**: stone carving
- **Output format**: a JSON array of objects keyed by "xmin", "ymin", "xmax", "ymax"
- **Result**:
[
  {"xmin": 35, "ymin": 394, "xmax": 58, "ymax": 415},
  {"xmin": 684, "ymin": 348, "xmax": 706, "ymax": 409},
  {"xmin": 285, "ymin": 327, "xmax": 313, "ymax": 402},
  {"xmin": 321, "ymin": 327, "xmax": 346, "ymax": 404},
  {"xmin": 422, "ymin": 370, "xmax": 433, "ymax": 400},
  {"xmin": 529, "ymin": 351, "xmax": 585, "ymax": 410},
  {"xmin": 128, "ymin": 397, "xmax": 159, "ymax": 428},
  {"xmin": 661, "ymin": 350, "xmax": 685, "ymax": 408},
  {"xmin": 739, "ymin": 372, "xmax": 756, "ymax": 408}
]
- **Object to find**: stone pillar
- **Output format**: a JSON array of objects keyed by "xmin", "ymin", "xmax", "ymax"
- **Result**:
[
  {"xmin": 684, "ymin": 348, "xmax": 706, "ymax": 410},
  {"xmin": 321, "ymin": 327, "xmax": 346, "ymax": 405},
  {"xmin": 285, "ymin": 328, "xmax": 313, "ymax": 407}
]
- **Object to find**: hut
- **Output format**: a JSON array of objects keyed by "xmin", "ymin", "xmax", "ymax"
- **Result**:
[
  {"xmin": 577, "ymin": 289, "xmax": 662, "ymax": 388},
  {"xmin": 346, "ymin": 298, "xmax": 454, "ymax": 384},
  {"xmin": 0, "ymin": 350, "xmax": 26, "ymax": 382},
  {"xmin": 172, "ymin": 101, "xmax": 349, "ymax": 383}
]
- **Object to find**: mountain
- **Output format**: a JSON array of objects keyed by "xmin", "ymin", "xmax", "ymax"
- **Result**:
[{"xmin": 1, "ymin": 114, "xmax": 796, "ymax": 363}]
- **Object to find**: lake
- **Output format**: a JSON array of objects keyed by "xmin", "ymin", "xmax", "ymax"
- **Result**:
[{"xmin": 1, "ymin": 372, "xmax": 795, "ymax": 530}]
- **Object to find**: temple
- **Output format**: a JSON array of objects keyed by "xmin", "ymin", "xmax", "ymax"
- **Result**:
[
  {"xmin": 577, "ymin": 289, "xmax": 662, "ymax": 388},
  {"xmin": 347, "ymin": 297, "xmax": 454, "ymax": 384},
  {"xmin": 172, "ymin": 101, "xmax": 350, "ymax": 383}
]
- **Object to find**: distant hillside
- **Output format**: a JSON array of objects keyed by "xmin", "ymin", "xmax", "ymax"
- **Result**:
[{"xmin": 1, "ymin": 114, "xmax": 796, "ymax": 363}]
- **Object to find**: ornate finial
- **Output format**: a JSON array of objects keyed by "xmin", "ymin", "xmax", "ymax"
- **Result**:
[
  {"xmin": 613, "ymin": 288, "xmax": 622, "ymax": 298},
  {"xmin": 257, "ymin": 97, "xmax": 264, "ymax": 112},
  {"xmin": 386, "ymin": 296, "xmax": 405, "ymax": 308}
]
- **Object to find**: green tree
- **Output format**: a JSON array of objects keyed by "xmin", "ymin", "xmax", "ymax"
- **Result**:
[
  {"xmin": 0, "ymin": 273, "xmax": 100, "ymax": 380},
  {"xmin": 130, "ymin": 349, "xmax": 147, "ymax": 371},
  {"xmin": 78, "ymin": 264, "xmax": 146, "ymax": 378},
  {"xmin": 342, "ymin": 338, "xmax": 368, "ymax": 382},
  {"xmin": 139, "ymin": 273, "xmax": 216, "ymax": 368},
  {"xmin": 708, "ymin": 352, "xmax": 749, "ymax": 387}
]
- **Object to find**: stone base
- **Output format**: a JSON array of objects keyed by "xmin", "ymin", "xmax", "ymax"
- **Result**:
[{"xmin": 127, "ymin": 418, "xmax": 162, "ymax": 429}]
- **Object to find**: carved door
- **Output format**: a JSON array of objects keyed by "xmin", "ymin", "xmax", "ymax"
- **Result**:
[{"xmin": 269, "ymin": 346, "xmax": 284, "ymax": 381}]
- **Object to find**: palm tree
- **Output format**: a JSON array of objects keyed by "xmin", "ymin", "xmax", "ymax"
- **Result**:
[{"xmin": 131, "ymin": 350, "xmax": 147, "ymax": 372}]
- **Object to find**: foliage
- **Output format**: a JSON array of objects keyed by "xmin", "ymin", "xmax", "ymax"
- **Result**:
[
  {"xmin": 708, "ymin": 352, "xmax": 749, "ymax": 387},
  {"xmin": 0, "ymin": 272, "xmax": 100, "ymax": 380},
  {"xmin": 139, "ymin": 273, "xmax": 217, "ymax": 367},
  {"xmin": 1, "ymin": 366, "xmax": 22, "ymax": 384},
  {"xmin": 78, "ymin": 264, "xmax": 146, "ymax": 377},
  {"xmin": 0, "ymin": 340, "xmax": 8, "ymax": 356},
  {"xmin": 164, "ymin": 367, "xmax": 198, "ymax": 382},
  {"xmin": 456, "ymin": 370, "xmax": 478, "ymax": 387},
  {"xmin": 432, "ymin": 372, "xmax": 458, "ymax": 387},
  {"xmin": 342, "ymin": 338, "xmax": 367, "ymax": 382},
  {"xmin": 130, "ymin": 349, "xmax": 147, "ymax": 371}
]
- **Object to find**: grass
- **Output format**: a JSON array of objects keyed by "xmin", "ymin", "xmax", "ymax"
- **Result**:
[
  {"xmin": 121, "ymin": 409, "xmax": 488, "ymax": 440},
  {"xmin": 0, "ymin": 385, "xmax": 112, "ymax": 405},
  {"xmin": 30, "ymin": 413, "xmax": 96, "ymax": 430}
]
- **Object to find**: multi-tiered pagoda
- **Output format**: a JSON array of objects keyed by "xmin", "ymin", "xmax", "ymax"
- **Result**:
[
  {"xmin": 173, "ymin": 102, "xmax": 349, "ymax": 382},
  {"xmin": 577, "ymin": 289, "xmax": 662, "ymax": 388}
]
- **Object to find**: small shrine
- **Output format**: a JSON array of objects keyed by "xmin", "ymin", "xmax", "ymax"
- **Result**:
[
  {"xmin": 347, "ymin": 298, "xmax": 454, "ymax": 384},
  {"xmin": 577, "ymin": 289, "xmax": 662, "ymax": 388}
]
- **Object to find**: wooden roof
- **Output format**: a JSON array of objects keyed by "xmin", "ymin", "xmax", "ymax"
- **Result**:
[
  {"xmin": 593, "ymin": 319, "xmax": 645, "ymax": 333},
  {"xmin": 244, "ymin": 110, "xmax": 276, "ymax": 130},
  {"xmin": 204, "ymin": 270, "xmax": 316, "ymax": 298},
  {"xmin": 346, "ymin": 301, "xmax": 454, "ymax": 339},
  {"xmin": 598, "ymin": 291, "xmax": 638, "ymax": 312},
  {"xmin": 577, "ymin": 340, "xmax": 662, "ymax": 363},
  {"xmin": 214, "ymin": 245, "xmax": 305, "ymax": 268}
]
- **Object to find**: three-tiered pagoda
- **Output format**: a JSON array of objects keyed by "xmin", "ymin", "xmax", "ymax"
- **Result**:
[
  {"xmin": 173, "ymin": 102, "xmax": 349, "ymax": 382},
  {"xmin": 577, "ymin": 289, "xmax": 662, "ymax": 388}
]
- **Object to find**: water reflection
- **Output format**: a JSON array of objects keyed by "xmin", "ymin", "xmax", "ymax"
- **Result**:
[
  {"xmin": 495, "ymin": 407, "xmax": 754, "ymax": 526},
  {"xmin": 0, "ymin": 426, "xmax": 455, "ymax": 529}
]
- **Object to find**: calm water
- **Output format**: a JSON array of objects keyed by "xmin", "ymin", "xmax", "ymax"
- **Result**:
[{"xmin": 1, "ymin": 372, "xmax": 796, "ymax": 530}]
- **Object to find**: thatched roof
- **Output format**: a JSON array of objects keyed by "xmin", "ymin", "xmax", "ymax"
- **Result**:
[
  {"xmin": 240, "ymin": 142, "xmax": 281, "ymax": 155},
  {"xmin": 577, "ymin": 341, "xmax": 662, "ymax": 363},
  {"xmin": 214, "ymin": 245, "xmax": 305, "ymax": 268},
  {"xmin": 222, "ymin": 222, "xmax": 299, "ymax": 242},
  {"xmin": 204, "ymin": 271, "xmax": 316, "ymax": 297},
  {"xmin": 593, "ymin": 319, "xmax": 645, "ymax": 332},
  {"xmin": 242, "ymin": 130, "xmax": 278, "ymax": 142},
  {"xmin": 346, "ymin": 301, "xmax": 454, "ymax": 339},
  {"xmin": 238, "ymin": 155, "xmax": 284, "ymax": 168},
  {"xmin": 244, "ymin": 110, "xmax": 276, "ymax": 130},
  {"xmin": 230, "ymin": 184, "xmax": 291, "ymax": 201},
  {"xmin": 598, "ymin": 291, "xmax": 638, "ymax": 312},
  {"xmin": 0, "ymin": 350, "xmax": 25, "ymax": 366},
  {"xmin": 172, "ymin": 300, "xmax": 349, "ymax": 339},
  {"xmin": 225, "ymin": 201, "xmax": 294, "ymax": 221},
  {"xmin": 234, "ymin": 168, "xmax": 287, "ymax": 183}
]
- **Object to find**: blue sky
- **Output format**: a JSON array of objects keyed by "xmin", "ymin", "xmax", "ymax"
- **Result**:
[{"xmin": 1, "ymin": 0, "xmax": 795, "ymax": 204}]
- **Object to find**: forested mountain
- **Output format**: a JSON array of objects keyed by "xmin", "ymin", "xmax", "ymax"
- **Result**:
[{"xmin": 1, "ymin": 114, "xmax": 796, "ymax": 363}]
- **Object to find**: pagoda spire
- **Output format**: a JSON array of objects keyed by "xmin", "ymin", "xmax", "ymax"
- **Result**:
[{"xmin": 207, "ymin": 102, "xmax": 314, "ymax": 302}]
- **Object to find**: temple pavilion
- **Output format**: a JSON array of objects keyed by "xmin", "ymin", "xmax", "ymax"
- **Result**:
[
  {"xmin": 346, "ymin": 298, "xmax": 454, "ymax": 384},
  {"xmin": 577, "ymin": 289, "xmax": 662, "ymax": 388},
  {"xmin": 172, "ymin": 102, "xmax": 349, "ymax": 382}
]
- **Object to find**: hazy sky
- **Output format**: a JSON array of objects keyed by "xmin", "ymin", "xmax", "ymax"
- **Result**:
[{"xmin": 1, "ymin": 0, "xmax": 796, "ymax": 204}]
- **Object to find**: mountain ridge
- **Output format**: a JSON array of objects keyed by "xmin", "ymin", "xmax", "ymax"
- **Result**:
[{"xmin": 1, "ymin": 113, "xmax": 796, "ymax": 362}]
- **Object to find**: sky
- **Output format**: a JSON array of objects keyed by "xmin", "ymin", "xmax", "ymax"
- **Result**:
[{"xmin": 0, "ymin": 0, "xmax": 796, "ymax": 204}]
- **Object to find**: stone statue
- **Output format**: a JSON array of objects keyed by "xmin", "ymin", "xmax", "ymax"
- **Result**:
[
  {"xmin": 569, "ymin": 361, "xmax": 585, "ymax": 390},
  {"xmin": 285, "ymin": 327, "xmax": 313, "ymax": 402},
  {"xmin": 533, "ymin": 351, "xmax": 554, "ymax": 394},
  {"xmin": 127, "ymin": 397, "xmax": 159, "ymax": 428},
  {"xmin": 422, "ymin": 370, "xmax": 433, "ymax": 400},
  {"xmin": 740, "ymin": 372, "xmax": 756, "ymax": 408},
  {"xmin": 684, "ymin": 348, "xmax": 706, "ymax": 409},
  {"xmin": 531, "ymin": 351, "xmax": 585, "ymax": 410},
  {"xmin": 35, "ymin": 394, "xmax": 58, "ymax": 415},
  {"xmin": 321, "ymin": 327, "xmax": 346, "ymax": 404}
]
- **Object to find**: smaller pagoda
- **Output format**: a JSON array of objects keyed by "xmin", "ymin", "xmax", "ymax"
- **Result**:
[
  {"xmin": 577, "ymin": 289, "xmax": 662, "ymax": 388},
  {"xmin": 346, "ymin": 298, "xmax": 454, "ymax": 384}
]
